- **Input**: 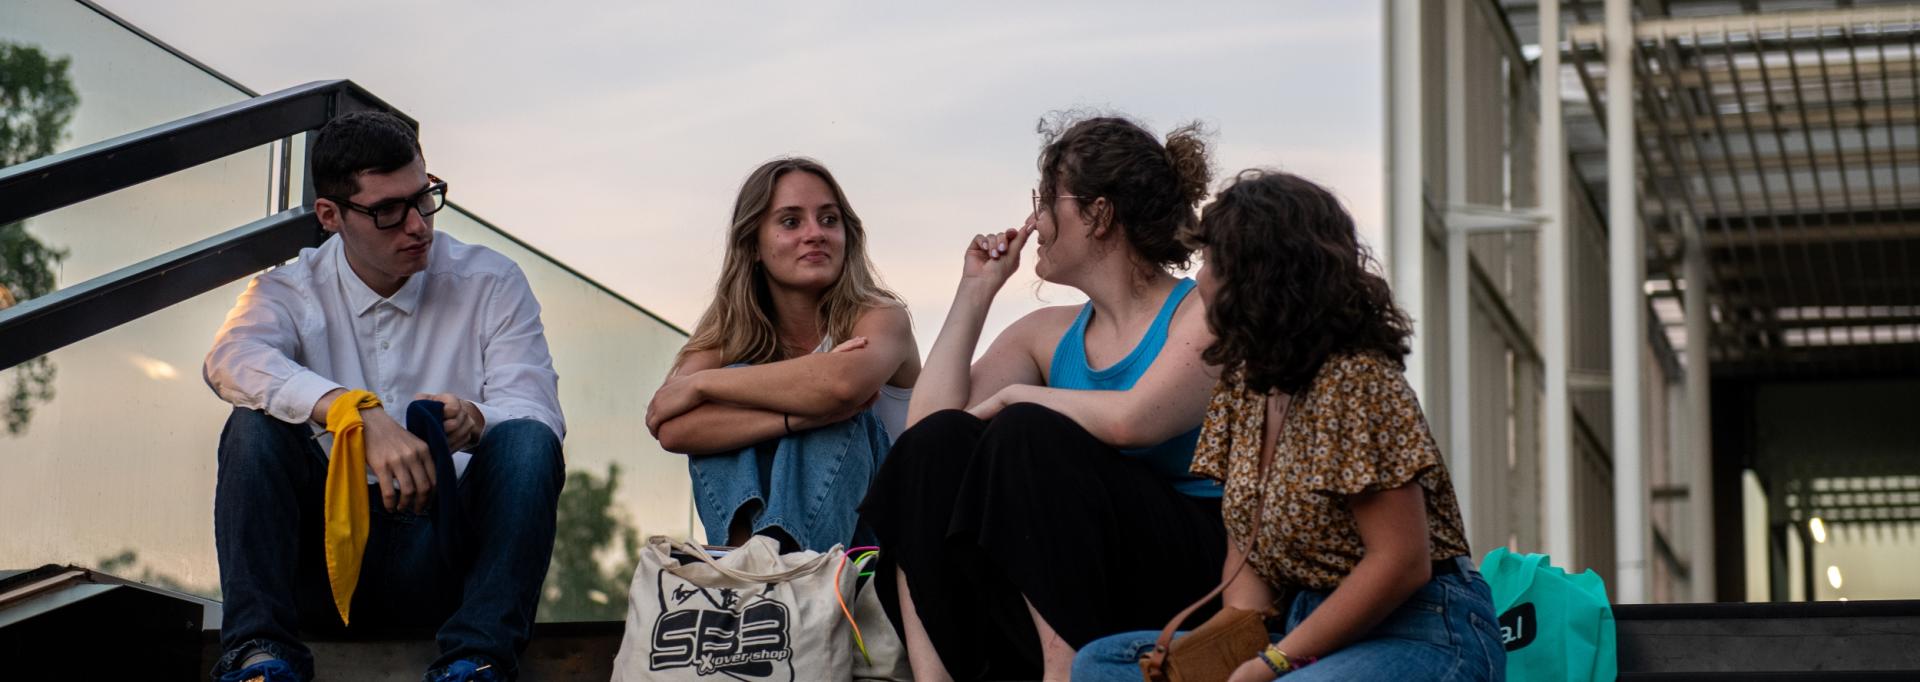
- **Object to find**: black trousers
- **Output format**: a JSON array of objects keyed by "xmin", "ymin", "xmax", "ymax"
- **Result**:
[{"xmin": 859, "ymin": 404, "xmax": 1226, "ymax": 680}]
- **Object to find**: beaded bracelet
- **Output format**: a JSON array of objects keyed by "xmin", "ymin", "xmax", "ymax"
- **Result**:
[
  {"xmin": 1261, "ymin": 645, "xmax": 1319, "ymax": 676},
  {"xmin": 1260, "ymin": 646, "xmax": 1292, "ymax": 676}
]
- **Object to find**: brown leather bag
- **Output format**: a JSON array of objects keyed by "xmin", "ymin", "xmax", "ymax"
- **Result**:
[
  {"xmin": 1138, "ymin": 558, "xmax": 1275, "ymax": 682},
  {"xmin": 1140, "ymin": 392, "xmax": 1292, "ymax": 682}
]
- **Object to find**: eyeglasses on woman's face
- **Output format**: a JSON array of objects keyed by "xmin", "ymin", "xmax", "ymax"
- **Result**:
[{"xmin": 1031, "ymin": 188, "xmax": 1085, "ymax": 216}]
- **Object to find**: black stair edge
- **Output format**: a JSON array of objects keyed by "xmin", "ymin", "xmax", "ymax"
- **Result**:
[
  {"xmin": 1616, "ymin": 599, "xmax": 1920, "ymax": 621},
  {"xmin": 1, "ymin": 564, "xmax": 220, "ymax": 610},
  {"xmin": 1623, "ymin": 672, "xmax": 1920, "ymax": 680},
  {"xmin": 0, "ymin": 564, "xmax": 82, "ymax": 592},
  {"xmin": 199, "ymin": 619, "xmax": 624, "ymax": 644}
]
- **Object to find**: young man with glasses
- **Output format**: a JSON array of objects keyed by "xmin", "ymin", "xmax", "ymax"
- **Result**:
[{"xmin": 203, "ymin": 111, "xmax": 564, "ymax": 682}]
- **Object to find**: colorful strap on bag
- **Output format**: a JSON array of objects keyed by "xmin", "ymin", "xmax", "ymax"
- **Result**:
[
  {"xmin": 323, "ymin": 389, "xmax": 382, "ymax": 624},
  {"xmin": 845, "ymin": 545, "xmax": 880, "ymax": 578},
  {"xmin": 834, "ymin": 546, "xmax": 883, "ymax": 666}
]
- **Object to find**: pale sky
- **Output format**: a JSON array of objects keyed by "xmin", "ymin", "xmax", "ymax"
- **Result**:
[{"xmin": 94, "ymin": 0, "xmax": 1384, "ymax": 352}]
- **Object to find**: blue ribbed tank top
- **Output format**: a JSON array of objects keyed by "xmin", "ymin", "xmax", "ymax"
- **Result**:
[{"xmin": 1047, "ymin": 278, "xmax": 1220, "ymax": 498}]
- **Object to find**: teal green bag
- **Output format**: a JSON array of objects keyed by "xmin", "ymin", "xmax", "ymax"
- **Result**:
[{"xmin": 1478, "ymin": 548, "xmax": 1618, "ymax": 682}]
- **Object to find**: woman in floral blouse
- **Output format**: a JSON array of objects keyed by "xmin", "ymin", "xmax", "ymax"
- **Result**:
[{"xmin": 1073, "ymin": 170, "xmax": 1506, "ymax": 681}]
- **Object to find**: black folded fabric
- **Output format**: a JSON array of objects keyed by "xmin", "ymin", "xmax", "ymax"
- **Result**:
[{"xmin": 406, "ymin": 399, "xmax": 473, "ymax": 574}]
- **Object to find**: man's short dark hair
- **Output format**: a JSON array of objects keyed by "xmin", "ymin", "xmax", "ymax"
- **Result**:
[{"xmin": 310, "ymin": 111, "xmax": 422, "ymax": 200}]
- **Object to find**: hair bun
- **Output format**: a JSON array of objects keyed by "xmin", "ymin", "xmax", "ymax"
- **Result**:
[{"xmin": 1163, "ymin": 122, "xmax": 1214, "ymax": 206}]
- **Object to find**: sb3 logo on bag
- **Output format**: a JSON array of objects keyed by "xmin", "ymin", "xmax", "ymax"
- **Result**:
[
  {"xmin": 1498, "ymin": 602, "xmax": 1537, "ymax": 651},
  {"xmin": 649, "ymin": 571, "xmax": 796, "ymax": 679}
]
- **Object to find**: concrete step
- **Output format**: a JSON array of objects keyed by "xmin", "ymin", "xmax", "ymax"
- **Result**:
[
  {"xmin": 7, "ymin": 559, "xmax": 1901, "ymax": 682},
  {"xmin": 197, "ymin": 622, "xmax": 622, "ymax": 681},
  {"xmin": 191, "ymin": 599, "xmax": 1920, "ymax": 680},
  {"xmin": 1616, "ymin": 599, "xmax": 1920, "ymax": 678}
]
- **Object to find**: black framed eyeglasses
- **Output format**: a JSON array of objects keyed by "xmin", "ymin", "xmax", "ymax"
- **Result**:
[
  {"xmin": 1031, "ymin": 188, "xmax": 1085, "ymax": 215},
  {"xmin": 325, "ymin": 175, "xmax": 449, "ymax": 230}
]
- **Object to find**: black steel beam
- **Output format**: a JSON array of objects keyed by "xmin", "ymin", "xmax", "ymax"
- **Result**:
[
  {"xmin": 0, "ymin": 80, "xmax": 410, "ymax": 228},
  {"xmin": 0, "ymin": 82, "xmax": 331, "ymax": 226},
  {"xmin": 0, "ymin": 209, "xmax": 323, "ymax": 369},
  {"xmin": 0, "ymin": 78, "xmax": 416, "ymax": 371}
]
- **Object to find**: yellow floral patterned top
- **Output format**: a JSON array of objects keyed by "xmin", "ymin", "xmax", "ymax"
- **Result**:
[{"xmin": 1189, "ymin": 353, "xmax": 1471, "ymax": 591}]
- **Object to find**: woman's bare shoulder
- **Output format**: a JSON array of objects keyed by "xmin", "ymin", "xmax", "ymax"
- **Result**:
[
  {"xmin": 854, "ymin": 301, "xmax": 915, "ymax": 336},
  {"xmin": 1002, "ymin": 304, "xmax": 1082, "ymax": 342}
]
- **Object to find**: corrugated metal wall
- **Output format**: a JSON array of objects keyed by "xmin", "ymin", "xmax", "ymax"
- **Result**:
[{"xmin": 1419, "ymin": 1, "xmax": 1699, "ymax": 602}]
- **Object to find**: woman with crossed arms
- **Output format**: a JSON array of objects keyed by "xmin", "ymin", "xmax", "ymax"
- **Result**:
[{"xmin": 648, "ymin": 157, "xmax": 919, "ymax": 553}]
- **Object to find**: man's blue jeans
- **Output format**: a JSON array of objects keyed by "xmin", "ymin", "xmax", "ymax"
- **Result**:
[
  {"xmin": 1071, "ymin": 557, "xmax": 1506, "ymax": 681},
  {"xmin": 209, "ymin": 406, "xmax": 564, "ymax": 681},
  {"xmin": 686, "ymin": 410, "xmax": 890, "ymax": 553}
]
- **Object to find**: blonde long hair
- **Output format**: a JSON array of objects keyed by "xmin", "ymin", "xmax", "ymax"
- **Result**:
[{"xmin": 680, "ymin": 157, "xmax": 903, "ymax": 367}]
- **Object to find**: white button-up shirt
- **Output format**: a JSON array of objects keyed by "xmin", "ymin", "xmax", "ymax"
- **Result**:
[{"xmin": 205, "ymin": 231, "xmax": 565, "ymax": 475}]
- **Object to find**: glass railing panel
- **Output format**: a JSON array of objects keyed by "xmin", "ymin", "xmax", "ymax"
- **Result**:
[
  {"xmin": 0, "ymin": 0, "xmax": 694, "ymax": 625},
  {"xmin": 434, "ymin": 207, "xmax": 693, "ymax": 621},
  {"xmin": 1, "ymin": 0, "xmax": 278, "ymax": 304},
  {"xmin": 0, "ymin": 215, "xmax": 697, "ymax": 616},
  {"xmin": 0, "ymin": 278, "xmax": 251, "ymax": 596},
  {"xmin": 0, "ymin": 0, "xmax": 276, "ymax": 594}
]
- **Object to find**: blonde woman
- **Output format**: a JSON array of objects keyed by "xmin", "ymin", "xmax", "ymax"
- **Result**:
[{"xmin": 646, "ymin": 157, "xmax": 919, "ymax": 553}]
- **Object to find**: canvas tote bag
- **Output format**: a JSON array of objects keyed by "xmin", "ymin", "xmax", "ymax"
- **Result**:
[{"xmin": 612, "ymin": 535, "xmax": 855, "ymax": 681}]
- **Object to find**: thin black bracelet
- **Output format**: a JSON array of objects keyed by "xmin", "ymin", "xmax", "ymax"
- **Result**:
[{"xmin": 783, "ymin": 412, "xmax": 793, "ymax": 434}]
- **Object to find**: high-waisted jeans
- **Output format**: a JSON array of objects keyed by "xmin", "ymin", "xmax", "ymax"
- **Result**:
[
  {"xmin": 1073, "ymin": 556, "xmax": 1506, "ymax": 681},
  {"xmin": 686, "ymin": 408, "xmax": 891, "ymax": 553}
]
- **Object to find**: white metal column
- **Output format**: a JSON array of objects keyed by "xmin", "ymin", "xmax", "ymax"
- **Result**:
[
  {"xmin": 1528, "ymin": 0, "xmax": 1574, "ymax": 568},
  {"xmin": 1445, "ymin": 0, "xmax": 1476, "ymax": 542},
  {"xmin": 1606, "ymin": 0, "xmax": 1648, "ymax": 604},
  {"xmin": 1388, "ymin": 0, "xmax": 1429, "ymax": 401},
  {"xmin": 1538, "ymin": 0, "xmax": 1576, "ymax": 566},
  {"xmin": 1683, "ymin": 218, "xmax": 1716, "ymax": 602}
]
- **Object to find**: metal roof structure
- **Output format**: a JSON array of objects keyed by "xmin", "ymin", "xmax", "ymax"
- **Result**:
[
  {"xmin": 1504, "ymin": 1, "xmax": 1920, "ymax": 379},
  {"xmin": 1391, "ymin": 0, "xmax": 1920, "ymax": 603}
]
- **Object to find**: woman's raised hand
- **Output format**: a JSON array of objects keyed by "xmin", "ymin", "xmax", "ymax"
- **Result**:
[{"xmin": 962, "ymin": 216, "xmax": 1036, "ymax": 290}]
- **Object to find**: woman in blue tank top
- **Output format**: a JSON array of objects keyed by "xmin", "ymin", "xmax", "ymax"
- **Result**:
[{"xmin": 860, "ymin": 115, "xmax": 1227, "ymax": 681}]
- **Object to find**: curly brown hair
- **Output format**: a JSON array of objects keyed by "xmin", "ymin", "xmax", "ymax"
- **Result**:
[
  {"xmin": 1184, "ymin": 170, "xmax": 1412, "ymax": 395},
  {"xmin": 1037, "ymin": 113, "xmax": 1212, "ymax": 274}
]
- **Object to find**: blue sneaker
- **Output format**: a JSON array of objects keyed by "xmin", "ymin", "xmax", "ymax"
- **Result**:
[
  {"xmin": 422, "ymin": 658, "xmax": 502, "ymax": 682},
  {"xmin": 217, "ymin": 658, "xmax": 300, "ymax": 682}
]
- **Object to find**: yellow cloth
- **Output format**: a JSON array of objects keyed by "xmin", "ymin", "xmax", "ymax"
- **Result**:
[{"xmin": 324, "ymin": 389, "xmax": 382, "ymax": 625}]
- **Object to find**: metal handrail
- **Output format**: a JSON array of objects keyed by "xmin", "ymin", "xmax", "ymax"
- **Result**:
[
  {"xmin": 0, "ymin": 80, "xmax": 405, "ymax": 227},
  {"xmin": 0, "ymin": 80, "xmax": 404, "ymax": 370}
]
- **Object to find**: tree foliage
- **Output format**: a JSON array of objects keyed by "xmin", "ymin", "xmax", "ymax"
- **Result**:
[
  {"xmin": 542, "ymin": 462, "xmax": 644, "ymax": 621},
  {"xmin": 96, "ymin": 549, "xmax": 220, "ymax": 600},
  {"xmin": 0, "ymin": 42, "xmax": 79, "ymax": 165},
  {"xmin": 0, "ymin": 41, "xmax": 78, "ymax": 435}
]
